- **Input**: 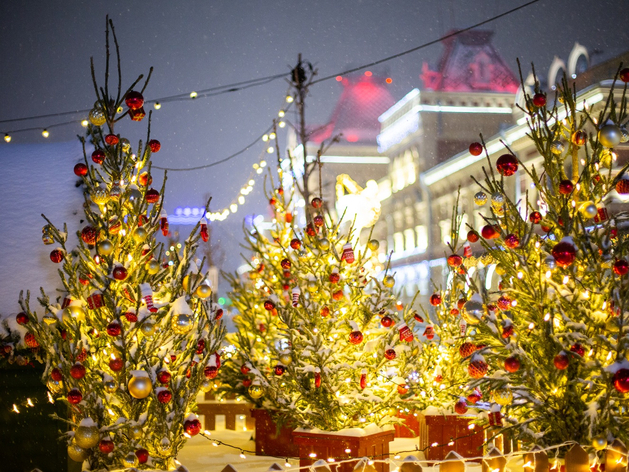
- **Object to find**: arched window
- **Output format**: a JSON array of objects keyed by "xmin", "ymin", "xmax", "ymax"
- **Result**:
[
  {"xmin": 568, "ymin": 43, "xmax": 589, "ymax": 78},
  {"xmin": 548, "ymin": 57, "xmax": 567, "ymax": 90}
]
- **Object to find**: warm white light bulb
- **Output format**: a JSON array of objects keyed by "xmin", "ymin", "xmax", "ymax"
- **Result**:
[
  {"xmin": 4, "ymin": 134, "xmax": 11, "ymax": 143},
  {"xmin": 154, "ymin": 102, "xmax": 161, "ymax": 110},
  {"xmin": 42, "ymin": 129, "xmax": 49, "ymax": 138}
]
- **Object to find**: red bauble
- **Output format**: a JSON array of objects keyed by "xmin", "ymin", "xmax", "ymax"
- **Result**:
[
  {"xmin": 620, "ymin": 68, "xmax": 629, "ymax": 83},
  {"xmin": 274, "ymin": 364, "xmax": 285, "ymax": 376},
  {"xmin": 313, "ymin": 215, "xmax": 324, "ymax": 227},
  {"xmin": 125, "ymin": 91, "xmax": 144, "ymax": 110},
  {"xmin": 529, "ymin": 211, "xmax": 542, "ymax": 224},
  {"xmin": 74, "ymin": 163, "xmax": 88, "ymax": 176},
  {"xmin": 552, "ymin": 240, "xmax": 577, "ymax": 268},
  {"xmin": 263, "ymin": 300, "xmax": 275, "ymax": 311},
  {"xmin": 157, "ymin": 390, "xmax": 172, "ymax": 404},
  {"xmin": 570, "ymin": 343, "xmax": 585, "ymax": 357},
  {"xmin": 320, "ymin": 306, "xmax": 330, "ymax": 317},
  {"xmin": 381, "ymin": 315, "xmax": 393, "ymax": 328},
  {"xmin": 306, "ymin": 224, "xmax": 316, "ymax": 237},
  {"xmin": 138, "ymin": 172, "xmax": 152, "ymax": 187},
  {"xmin": 148, "ymin": 139, "xmax": 161, "ymax": 153},
  {"xmin": 269, "ymin": 197, "xmax": 277, "ymax": 206},
  {"xmin": 397, "ymin": 384, "xmax": 409, "ymax": 395},
  {"xmin": 414, "ymin": 312, "xmax": 424, "ymax": 323},
  {"xmin": 16, "ymin": 312, "xmax": 29, "ymax": 325},
  {"xmin": 332, "ymin": 290, "xmax": 344, "ymax": 301},
  {"xmin": 457, "ymin": 299, "xmax": 466, "ymax": 310},
  {"xmin": 106, "ymin": 321, "xmax": 122, "ymax": 337},
  {"xmin": 504, "ymin": 356, "xmax": 520, "ymax": 373},
  {"xmin": 204, "ymin": 366, "xmax": 218, "ymax": 379},
  {"xmin": 496, "ymin": 154, "xmax": 518, "ymax": 176},
  {"xmin": 99, "ymin": 439, "xmax": 115, "ymax": 454},
  {"xmin": 242, "ymin": 378, "xmax": 252, "ymax": 387},
  {"xmin": 467, "ymin": 230, "xmax": 479, "ymax": 243},
  {"xmin": 24, "ymin": 332, "xmax": 39, "ymax": 348},
  {"xmin": 554, "ymin": 353, "xmax": 569, "ymax": 370},
  {"xmin": 614, "ymin": 259, "xmax": 629, "ymax": 276},
  {"xmin": 240, "ymin": 365, "xmax": 250, "ymax": 375},
  {"xmin": 429, "ymin": 293, "xmax": 442, "ymax": 306},
  {"xmin": 329, "ymin": 272, "xmax": 340, "ymax": 284},
  {"xmin": 184, "ymin": 418, "xmax": 202, "ymax": 436},
  {"xmin": 70, "ymin": 363, "xmax": 86, "ymax": 379},
  {"xmin": 459, "ymin": 342, "xmax": 477, "ymax": 358},
  {"xmin": 50, "ymin": 248, "xmax": 64, "ymax": 263},
  {"xmin": 481, "ymin": 225, "xmax": 499, "ymax": 239},
  {"xmin": 311, "ymin": 197, "xmax": 323, "ymax": 209},
  {"xmin": 572, "ymin": 130, "xmax": 587, "ymax": 146},
  {"xmin": 497, "ymin": 296, "xmax": 511, "ymax": 311},
  {"xmin": 467, "ymin": 392, "xmax": 481, "ymax": 404},
  {"xmin": 384, "ymin": 348, "xmax": 396, "ymax": 360},
  {"xmin": 74, "ymin": 348, "xmax": 88, "ymax": 362},
  {"xmin": 135, "ymin": 448, "xmax": 149, "ymax": 464},
  {"xmin": 125, "ymin": 312, "xmax": 138, "ymax": 322},
  {"xmin": 558, "ymin": 180, "xmax": 574, "ymax": 195},
  {"xmin": 469, "ymin": 142, "xmax": 483, "ymax": 156},
  {"xmin": 532, "ymin": 92, "xmax": 547, "ymax": 107},
  {"xmin": 454, "ymin": 400, "xmax": 468, "ymax": 414},
  {"xmin": 290, "ymin": 239, "xmax": 302, "ymax": 250},
  {"xmin": 81, "ymin": 226, "xmax": 98, "ymax": 245},
  {"xmin": 109, "ymin": 358, "xmax": 123, "ymax": 371},
  {"xmin": 349, "ymin": 331, "xmax": 364, "ymax": 345},
  {"xmin": 468, "ymin": 360, "xmax": 488, "ymax": 378},
  {"xmin": 51, "ymin": 368, "xmax": 63, "ymax": 381},
  {"xmin": 67, "ymin": 388, "xmax": 82, "ymax": 404},
  {"xmin": 504, "ymin": 234, "xmax": 520, "ymax": 249},
  {"xmin": 196, "ymin": 339, "xmax": 205, "ymax": 354},
  {"xmin": 613, "ymin": 368, "xmax": 629, "ymax": 393},
  {"xmin": 447, "ymin": 254, "xmax": 463, "ymax": 267},
  {"xmin": 215, "ymin": 309, "xmax": 224, "ymax": 320},
  {"xmin": 145, "ymin": 188, "xmax": 160, "ymax": 204},
  {"xmin": 112, "ymin": 266, "xmax": 128, "ymax": 281},
  {"xmin": 91, "ymin": 149, "xmax": 106, "ymax": 164},
  {"xmin": 616, "ymin": 179, "xmax": 629, "ymax": 195},
  {"xmin": 157, "ymin": 370, "xmax": 171, "ymax": 384},
  {"xmin": 280, "ymin": 258, "xmax": 291, "ymax": 269},
  {"xmin": 105, "ymin": 134, "xmax": 119, "ymax": 146}
]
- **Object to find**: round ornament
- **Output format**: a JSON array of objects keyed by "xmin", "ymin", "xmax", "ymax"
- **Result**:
[
  {"xmin": 135, "ymin": 448, "xmax": 149, "ymax": 464},
  {"xmin": 196, "ymin": 283, "xmax": 212, "ymax": 298},
  {"xmin": 128, "ymin": 373, "xmax": 152, "ymax": 399},
  {"xmin": 24, "ymin": 332, "xmax": 39, "ymax": 348},
  {"xmin": 491, "ymin": 192, "xmax": 505, "ymax": 207},
  {"xmin": 313, "ymin": 215, "xmax": 324, "ymax": 227},
  {"xmin": 614, "ymin": 259, "xmax": 629, "ymax": 276},
  {"xmin": 145, "ymin": 188, "xmax": 160, "ymax": 203},
  {"xmin": 349, "ymin": 331, "xmax": 364, "ymax": 345},
  {"xmin": 580, "ymin": 202, "xmax": 598, "ymax": 219},
  {"xmin": 474, "ymin": 191, "xmax": 487, "ymax": 206},
  {"xmin": 616, "ymin": 179, "xmax": 629, "ymax": 195},
  {"xmin": 571, "ymin": 130, "xmax": 587, "ymax": 146},
  {"xmin": 311, "ymin": 197, "xmax": 322, "ymax": 209},
  {"xmin": 532, "ymin": 92, "xmax": 546, "ymax": 107},
  {"xmin": 558, "ymin": 180, "xmax": 574, "ymax": 195},
  {"xmin": 70, "ymin": 363, "xmax": 86, "ymax": 379},
  {"xmin": 75, "ymin": 423, "xmax": 100, "ymax": 449},
  {"xmin": 68, "ymin": 443, "xmax": 89, "ymax": 462},
  {"xmin": 204, "ymin": 366, "xmax": 218, "ymax": 379},
  {"xmin": 289, "ymin": 238, "xmax": 301, "ymax": 250},
  {"xmin": 109, "ymin": 358, "xmax": 123, "ymax": 371},
  {"xmin": 621, "ymin": 68, "xmax": 629, "ymax": 82},
  {"xmin": 123, "ymin": 452, "xmax": 138, "ymax": 468},
  {"xmin": 552, "ymin": 240, "xmax": 577, "ymax": 268},
  {"xmin": 279, "ymin": 353, "xmax": 292, "ymax": 365},
  {"xmin": 99, "ymin": 438, "xmax": 115, "ymax": 454},
  {"xmin": 125, "ymin": 91, "xmax": 144, "ymax": 110},
  {"xmin": 184, "ymin": 418, "xmax": 202, "ymax": 436},
  {"xmin": 454, "ymin": 400, "xmax": 468, "ymax": 414},
  {"xmin": 74, "ymin": 163, "xmax": 88, "ymax": 176},
  {"xmin": 504, "ymin": 233, "xmax": 520, "ymax": 249},
  {"xmin": 171, "ymin": 313, "xmax": 194, "ymax": 335},
  {"xmin": 430, "ymin": 293, "xmax": 442, "ymax": 306},
  {"xmin": 112, "ymin": 266, "xmax": 127, "ymax": 281},
  {"xmin": 554, "ymin": 353, "xmax": 569, "ymax": 370},
  {"xmin": 504, "ymin": 356, "xmax": 520, "ymax": 373},
  {"xmin": 481, "ymin": 225, "xmax": 499, "ymax": 240},
  {"xmin": 146, "ymin": 260, "xmax": 160, "ymax": 275},
  {"xmin": 383, "ymin": 275, "xmax": 395, "ymax": 288},
  {"xmin": 248, "ymin": 385, "xmax": 263, "ymax": 399},
  {"xmin": 621, "ymin": 127, "xmax": 629, "ymax": 143},
  {"xmin": 148, "ymin": 139, "xmax": 161, "ymax": 153},
  {"xmin": 67, "ymin": 388, "xmax": 83, "ymax": 404},
  {"xmin": 138, "ymin": 172, "xmax": 152, "ymax": 186},
  {"xmin": 467, "ymin": 230, "xmax": 479, "ymax": 243},
  {"xmin": 129, "ymin": 425, "xmax": 143, "ymax": 440},
  {"xmin": 447, "ymin": 254, "xmax": 463, "ymax": 267},
  {"xmin": 157, "ymin": 390, "xmax": 172, "ymax": 404},
  {"xmin": 459, "ymin": 342, "xmax": 477, "ymax": 358},
  {"xmin": 384, "ymin": 348, "xmax": 396, "ymax": 360},
  {"xmin": 103, "ymin": 379, "xmax": 117, "ymax": 393},
  {"xmin": 529, "ymin": 211, "xmax": 542, "ymax": 224},
  {"xmin": 133, "ymin": 228, "xmax": 148, "ymax": 244},
  {"xmin": 469, "ymin": 142, "xmax": 483, "ymax": 156},
  {"xmin": 274, "ymin": 364, "xmax": 285, "ymax": 376},
  {"xmin": 97, "ymin": 239, "xmax": 113, "ymax": 256},
  {"xmin": 468, "ymin": 360, "xmax": 488, "ymax": 378},
  {"xmin": 592, "ymin": 437, "xmax": 608, "ymax": 451},
  {"xmin": 492, "ymin": 389, "xmax": 513, "ymax": 406},
  {"xmin": 613, "ymin": 368, "xmax": 629, "ymax": 393},
  {"xmin": 381, "ymin": 315, "xmax": 393, "ymax": 328},
  {"xmin": 91, "ymin": 187, "xmax": 110, "ymax": 206},
  {"xmin": 51, "ymin": 368, "xmax": 63, "ymax": 381},
  {"xmin": 88, "ymin": 107, "xmax": 107, "ymax": 126},
  {"xmin": 461, "ymin": 300, "xmax": 484, "ymax": 325},
  {"xmin": 106, "ymin": 321, "xmax": 122, "ymax": 337},
  {"xmin": 368, "ymin": 239, "xmax": 380, "ymax": 251},
  {"xmin": 50, "ymin": 248, "xmax": 65, "ymax": 263},
  {"xmin": 496, "ymin": 154, "xmax": 518, "ymax": 176},
  {"xmin": 48, "ymin": 379, "xmax": 64, "ymax": 394},
  {"xmin": 157, "ymin": 370, "xmax": 171, "ymax": 384},
  {"xmin": 550, "ymin": 141, "xmax": 565, "ymax": 155},
  {"xmin": 599, "ymin": 124, "xmax": 622, "ymax": 148},
  {"xmin": 319, "ymin": 238, "xmax": 331, "ymax": 251},
  {"xmin": 200, "ymin": 379, "xmax": 212, "ymax": 392}
]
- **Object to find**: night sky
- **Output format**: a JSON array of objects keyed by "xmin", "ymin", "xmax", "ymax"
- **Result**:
[{"xmin": 1, "ymin": 0, "xmax": 628, "ymax": 280}]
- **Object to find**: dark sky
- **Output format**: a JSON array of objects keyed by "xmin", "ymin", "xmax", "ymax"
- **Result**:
[{"xmin": 1, "ymin": 0, "xmax": 628, "ymax": 280}]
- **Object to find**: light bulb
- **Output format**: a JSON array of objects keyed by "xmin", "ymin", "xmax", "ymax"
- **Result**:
[
  {"xmin": 278, "ymin": 110, "xmax": 285, "ymax": 117},
  {"xmin": 279, "ymin": 121, "xmax": 286, "ymax": 128},
  {"xmin": 190, "ymin": 91, "xmax": 197, "ymax": 99},
  {"xmin": 4, "ymin": 134, "xmax": 11, "ymax": 143},
  {"xmin": 286, "ymin": 96, "xmax": 294, "ymax": 103},
  {"xmin": 81, "ymin": 119, "xmax": 89, "ymax": 127},
  {"xmin": 42, "ymin": 129, "xmax": 49, "ymax": 138},
  {"xmin": 154, "ymin": 102, "xmax": 161, "ymax": 110}
]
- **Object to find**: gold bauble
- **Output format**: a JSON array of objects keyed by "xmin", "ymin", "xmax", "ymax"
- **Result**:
[
  {"xmin": 592, "ymin": 436, "xmax": 608, "ymax": 450},
  {"xmin": 200, "ymin": 379, "xmax": 213, "ymax": 392},
  {"xmin": 279, "ymin": 353, "xmax": 292, "ymax": 365},
  {"xmin": 158, "ymin": 438, "xmax": 172, "ymax": 455},
  {"xmin": 62, "ymin": 305, "xmax": 85, "ymax": 323},
  {"xmin": 550, "ymin": 141, "xmax": 565, "ymax": 155},
  {"xmin": 133, "ymin": 227, "xmax": 148, "ymax": 244},
  {"xmin": 128, "ymin": 374, "xmax": 152, "ymax": 399},
  {"xmin": 91, "ymin": 188, "xmax": 110, "ymax": 206},
  {"xmin": 368, "ymin": 239, "xmax": 380, "ymax": 251},
  {"xmin": 319, "ymin": 238, "xmax": 331, "ymax": 251},
  {"xmin": 123, "ymin": 452, "xmax": 139, "ymax": 467},
  {"xmin": 307, "ymin": 280, "xmax": 318, "ymax": 293},
  {"xmin": 196, "ymin": 284, "xmax": 212, "ymax": 299},
  {"xmin": 599, "ymin": 149, "xmax": 613, "ymax": 168},
  {"xmin": 75, "ymin": 424, "xmax": 100, "ymax": 449},
  {"xmin": 171, "ymin": 313, "xmax": 194, "ymax": 335},
  {"xmin": 68, "ymin": 443, "xmax": 89, "ymax": 462},
  {"xmin": 88, "ymin": 107, "xmax": 107, "ymax": 126},
  {"xmin": 474, "ymin": 191, "xmax": 488, "ymax": 206},
  {"xmin": 183, "ymin": 273, "xmax": 203, "ymax": 292},
  {"xmin": 140, "ymin": 319, "xmax": 156, "ymax": 336},
  {"xmin": 47, "ymin": 379, "xmax": 63, "ymax": 394},
  {"xmin": 97, "ymin": 239, "xmax": 114, "ymax": 256},
  {"xmin": 120, "ymin": 138, "xmax": 131, "ymax": 152},
  {"xmin": 461, "ymin": 300, "xmax": 484, "ymax": 325},
  {"xmin": 480, "ymin": 253, "xmax": 494, "ymax": 265},
  {"xmin": 495, "ymin": 265, "xmax": 507, "ymax": 276},
  {"xmin": 146, "ymin": 260, "xmax": 160, "ymax": 275},
  {"xmin": 248, "ymin": 385, "xmax": 263, "ymax": 399},
  {"xmin": 103, "ymin": 379, "xmax": 118, "ymax": 393},
  {"xmin": 580, "ymin": 202, "xmax": 598, "ymax": 219},
  {"xmin": 383, "ymin": 275, "xmax": 395, "ymax": 288},
  {"xmin": 491, "ymin": 389, "xmax": 513, "ymax": 406},
  {"xmin": 129, "ymin": 425, "xmax": 143, "ymax": 440}
]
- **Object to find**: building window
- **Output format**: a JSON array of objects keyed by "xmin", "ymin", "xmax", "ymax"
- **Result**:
[
  {"xmin": 391, "ymin": 150, "xmax": 417, "ymax": 192},
  {"xmin": 415, "ymin": 225, "xmax": 428, "ymax": 253},
  {"xmin": 439, "ymin": 220, "xmax": 451, "ymax": 246},
  {"xmin": 404, "ymin": 229, "xmax": 415, "ymax": 252},
  {"xmin": 393, "ymin": 232, "xmax": 405, "ymax": 254}
]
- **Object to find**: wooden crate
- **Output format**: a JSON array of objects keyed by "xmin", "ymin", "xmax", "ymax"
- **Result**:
[
  {"xmin": 394, "ymin": 410, "xmax": 420, "ymax": 438},
  {"xmin": 418, "ymin": 413, "xmax": 484, "ymax": 461},
  {"xmin": 251, "ymin": 409, "xmax": 299, "ymax": 457}
]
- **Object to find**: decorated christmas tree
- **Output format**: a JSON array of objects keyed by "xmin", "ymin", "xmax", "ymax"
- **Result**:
[
  {"xmin": 16, "ymin": 20, "xmax": 225, "ymax": 470},
  {"xmin": 444, "ymin": 67, "xmax": 629, "ymax": 450}
]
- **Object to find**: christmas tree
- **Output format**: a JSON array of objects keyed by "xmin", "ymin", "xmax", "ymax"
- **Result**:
[
  {"xmin": 445, "ymin": 67, "xmax": 629, "ymax": 450},
  {"xmin": 219, "ymin": 61, "xmax": 423, "ymax": 432},
  {"xmin": 17, "ymin": 20, "xmax": 225, "ymax": 470}
]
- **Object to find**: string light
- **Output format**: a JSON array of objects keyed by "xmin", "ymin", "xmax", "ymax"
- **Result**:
[
  {"xmin": 4, "ymin": 134, "xmax": 10, "ymax": 143},
  {"xmin": 154, "ymin": 102, "xmax": 161, "ymax": 110},
  {"xmin": 190, "ymin": 91, "xmax": 198, "ymax": 99},
  {"xmin": 81, "ymin": 119, "xmax": 89, "ymax": 127},
  {"xmin": 42, "ymin": 129, "xmax": 49, "ymax": 138}
]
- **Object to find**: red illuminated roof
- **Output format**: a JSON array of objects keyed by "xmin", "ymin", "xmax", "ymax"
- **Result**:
[
  {"xmin": 308, "ymin": 73, "xmax": 395, "ymax": 144},
  {"xmin": 420, "ymin": 30, "xmax": 519, "ymax": 93}
]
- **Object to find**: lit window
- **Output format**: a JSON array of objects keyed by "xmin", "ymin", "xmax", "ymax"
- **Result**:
[
  {"xmin": 415, "ymin": 225, "xmax": 428, "ymax": 253},
  {"xmin": 393, "ymin": 232, "xmax": 405, "ymax": 254}
]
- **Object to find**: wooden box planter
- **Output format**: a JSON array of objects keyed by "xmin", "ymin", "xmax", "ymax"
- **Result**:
[
  {"xmin": 418, "ymin": 413, "xmax": 484, "ymax": 461},
  {"xmin": 251, "ymin": 409, "xmax": 299, "ymax": 458},
  {"xmin": 394, "ymin": 411, "xmax": 420, "ymax": 438},
  {"xmin": 292, "ymin": 428, "xmax": 395, "ymax": 472}
]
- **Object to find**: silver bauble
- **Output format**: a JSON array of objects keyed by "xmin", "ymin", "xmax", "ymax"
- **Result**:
[
  {"xmin": 461, "ymin": 300, "xmax": 484, "ymax": 325},
  {"xmin": 140, "ymin": 319, "xmax": 156, "ymax": 336},
  {"xmin": 550, "ymin": 141, "xmax": 565, "ymax": 155},
  {"xmin": 491, "ymin": 192, "xmax": 505, "ymax": 207},
  {"xmin": 123, "ymin": 452, "xmax": 139, "ymax": 467},
  {"xmin": 97, "ymin": 239, "xmax": 114, "ymax": 256},
  {"xmin": 474, "ymin": 191, "xmax": 488, "ymax": 206},
  {"xmin": 592, "ymin": 436, "xmax": 608, "ymax": 450},
  {"xmin": 543, "ymin": 255, "xmax": 557, "ymax": 270},
  {"xmin": 319, "ymin": 238, "xmax": 331, "ymax": 251},
  {"xmin": 620, "ymin": 127, "xmax": 629, "ymax": 143},
  {"xmin": 599, "ymin": 124, "xmax": 622, "ymax": 148},
  {"xmin": 127, "ymin": 185, "xmax": 142, "ymax": 203},
  {"xmin": 103, "ymin": 379, "xmax": 118, "ymax": 393},
  {"xmin": 171, "ymin": 313, "xmax": 193, "ymax": 335},
  {"xmin": 120, "ymin": 138, "xmax": 131, "ymax": 152}
]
